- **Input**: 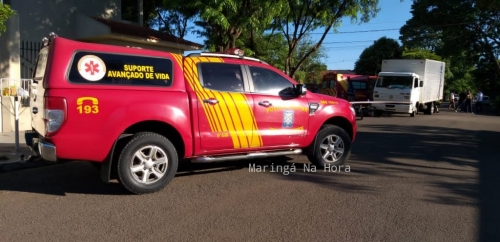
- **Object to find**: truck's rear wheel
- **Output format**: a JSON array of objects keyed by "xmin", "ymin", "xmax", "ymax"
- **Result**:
[
  {"xmin": 425, "ymin": 102, "xmax": 434, "ymax": 115},
  {"xmin": 306, "ymin": 125, "xmax": 352, "ymax": 168},
  {"xmin": 117, "ymin": 132, "xmax": 178, "ymax": 194}
]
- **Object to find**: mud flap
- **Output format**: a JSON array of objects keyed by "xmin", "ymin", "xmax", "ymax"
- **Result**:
[{"xmin": 101, "ymin": 134, "xmax": 132, "ymax": 183}]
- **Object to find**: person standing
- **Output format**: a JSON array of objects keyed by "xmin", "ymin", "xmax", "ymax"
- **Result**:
[
  {"xmin": 465, "ymin": 90, "xmax": 473, "ymax": 113},
  {"xmin": 448, "ymin": 91, "xmax": 455, "ymax": 110},
  {"xmin": 475, "ymin": 90, "xmax": 484, "ymax": 113},
  {"xmin": 455, "ymin": 90, "xmax": 466, "ymax": 112}
]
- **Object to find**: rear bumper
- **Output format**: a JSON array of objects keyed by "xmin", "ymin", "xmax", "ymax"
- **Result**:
[{"xmin": 25, "ymin": 131, "xmax": 57, "ymax": 162}]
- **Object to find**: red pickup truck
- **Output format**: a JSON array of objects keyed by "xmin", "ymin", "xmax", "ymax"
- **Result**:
[{"xmin": 25, "ymin": 33, "xmax": 357, "ymax": 194}]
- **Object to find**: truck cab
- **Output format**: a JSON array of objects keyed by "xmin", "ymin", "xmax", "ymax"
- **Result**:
[{"xmin": 372, "ymin": 72, "xmax": 422, "ymax": 116}]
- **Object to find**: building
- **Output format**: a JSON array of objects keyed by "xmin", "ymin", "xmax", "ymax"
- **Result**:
[{"xmin": 0, "ymin": 0, "xmax": 203, "ymax": 132}]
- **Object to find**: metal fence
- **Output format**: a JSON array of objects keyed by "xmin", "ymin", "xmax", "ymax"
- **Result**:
[{"xmin": 20, "ymin": 40, "xmax": 42, "ymax": 79}]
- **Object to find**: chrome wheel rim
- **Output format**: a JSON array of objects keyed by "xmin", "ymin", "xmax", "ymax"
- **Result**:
[
  {"xmin": 319, "ymin": 134, "xmax": 345, "ymax": 163},
  {"xmin": 130, "ymin": 145, "xmax": 168, "ymax": 184}
]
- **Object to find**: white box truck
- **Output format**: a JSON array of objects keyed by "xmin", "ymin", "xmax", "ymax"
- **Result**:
[{"xmin": 371, "ymin": 59, "xmax": 445, "ymax": 117}]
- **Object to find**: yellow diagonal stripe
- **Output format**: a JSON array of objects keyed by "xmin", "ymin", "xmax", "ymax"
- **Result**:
[{"xmin": 181, "ymin": 55, "xmax": 262, "ymax": 149}]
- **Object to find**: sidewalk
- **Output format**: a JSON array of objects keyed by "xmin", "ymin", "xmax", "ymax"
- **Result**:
[{"xmin": 0, "ymin": 131, "xmax": 49, "ymax": 172}]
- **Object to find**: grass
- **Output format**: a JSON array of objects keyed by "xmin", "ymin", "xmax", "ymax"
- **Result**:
[{"xmin": 0, "ymin": 155, "xmax": 9, "ymax": 161}]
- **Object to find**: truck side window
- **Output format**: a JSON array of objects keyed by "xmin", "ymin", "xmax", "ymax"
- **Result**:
[
  {"xmin": 199, "ymin": 63, "xmax": 244, "ymax": 92},
  {"xmin": 68, "ymin": 52, "xmax": 173, "ymax": 87},
  {"xmin": 414, "ymin": 78, "xmax": 419, "ymax": 88},
  {"xmin": 249, "ymin": 66, "xmax": 293, "ymax": 94}
]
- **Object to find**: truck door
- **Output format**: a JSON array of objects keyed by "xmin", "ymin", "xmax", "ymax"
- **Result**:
[
  {"xmin": 30, "ymin": 47, "xmax": 50, "ymax": 136},
  {"xmin": 247, "ymin": 65, "xmax": 309, "ymax": 148},
  {"xmin": 414, "ymin": 77, "xmax": 422, "ymax": 104},
  {"xmin": 184, "ymin": 58, "xmax": 257, "ymax": 152}
]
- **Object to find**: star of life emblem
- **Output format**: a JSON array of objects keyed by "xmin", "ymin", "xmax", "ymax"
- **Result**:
[{"xmin": 77, "ymin": 55, "xmax": 106, "ymax": 81}]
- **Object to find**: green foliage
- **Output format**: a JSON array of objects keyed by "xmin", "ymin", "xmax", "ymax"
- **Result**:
[
  {"xmin": 249, "ymin": 33, "xmax": 288, "ymax": 70},
  {"xmin": 399, "ymin": 0, "xmax": 500, "ymax": 96},
  {"xmin": 122, "ymin": 0, "xmax": 162, "ymax": 26},
  {"xmin": 146, "ymin": 0, "xmax": 381, "ymax": 80},
  {"xmin": 354, "ymin": 37, "xmax": 402, "ymax": 75},
  {"xmin": 191, "ymin": 0, "xmax": 283, "ymax": 50},
  {"xmin": 0, "ymin": 3, "xmax": 16, "ymax": 35},
  {"xmin": 401, "ymin": 48, "xmax": 441, "ymax": 60},
  {"xmin": 277, "ymin": 0, "xmax": 380, "ymax": 77}
]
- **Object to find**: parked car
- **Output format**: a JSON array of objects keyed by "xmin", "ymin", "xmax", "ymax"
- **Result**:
[{"xmin": 472, "ymin": 95, "xmax": 490, "ymax": 105}]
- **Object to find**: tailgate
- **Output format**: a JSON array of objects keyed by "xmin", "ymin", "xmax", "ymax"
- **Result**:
[{"xmin": 30, "ymin": 47, "xmax": 50, "ymax": 136}]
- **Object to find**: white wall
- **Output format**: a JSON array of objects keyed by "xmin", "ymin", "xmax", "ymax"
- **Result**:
[
  {"xmin": 0, "ymin": 14, "xmax": 23, "ymax": 133},
  {"xmin": 10, "ymin": 0, "xmax": 121, "ymax": 42},
  {"xmin": 0, "ymin": 0, "xmax": 120, "ymax": 132}
]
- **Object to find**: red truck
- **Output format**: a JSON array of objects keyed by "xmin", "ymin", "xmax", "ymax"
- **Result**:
[
  {"xmin": 318, "ymin": 71, "xmax": 377, "ymax": 102},
  {"xmin": 25, "ymin": 33, "xmax": 357, "ymax": 194}
]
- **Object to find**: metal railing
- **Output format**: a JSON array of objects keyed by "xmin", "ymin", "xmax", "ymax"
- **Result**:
[{"xmin": 0, "ymin": 78, "xmax": 32, "ymax": 152}]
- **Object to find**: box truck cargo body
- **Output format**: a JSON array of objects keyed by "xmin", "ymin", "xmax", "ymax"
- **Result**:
[{"xmin": 372, "ymin": 59, "xmax": 445, "ymax": 116}]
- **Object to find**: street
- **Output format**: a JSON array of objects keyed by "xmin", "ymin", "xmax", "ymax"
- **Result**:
[{"xmin": 0, "ymin": 107, "xmax": 499, "ymax": 242}]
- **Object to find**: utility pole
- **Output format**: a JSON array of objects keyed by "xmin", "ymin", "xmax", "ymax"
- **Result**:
[{"xmin": 138, "ymin": 0, "xmax": 143, "ymax": 26}]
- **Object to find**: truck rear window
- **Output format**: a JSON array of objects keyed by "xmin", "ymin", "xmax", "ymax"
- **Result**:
[
  {"xmin": 34, "ymin": 47, "xmax": 49, "ymax": 81},
  {"xmin": 68, "ymin": 52, "xmax": 173, "ymax": 87}
]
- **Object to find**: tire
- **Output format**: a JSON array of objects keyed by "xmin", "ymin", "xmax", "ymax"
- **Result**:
[
  {"xmin": 90, "ymin": 162, "xmax": 102, "ymax": 169},
  {"xmin": 410, "ymin": 111, "xmax": 415, "ymax": 117},
  {"xmin": 425, "ymin": 102, "xmax": 434, "ymax": 115},
  {"xmin": 434, "ymin": 102, "xmax": 440, "ymax": 113},
  {"xmin": 306, "ymin": 125, "xmax": 352, "ymax": 168},
  {"xmin": 117, "ymin": 132, "xmax": 179, "ymax": 194}
]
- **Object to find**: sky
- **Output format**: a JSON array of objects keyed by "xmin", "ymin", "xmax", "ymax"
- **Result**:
[{"xmin": 181, "ymin": 0, "xmax": 414, "ymax": 71}]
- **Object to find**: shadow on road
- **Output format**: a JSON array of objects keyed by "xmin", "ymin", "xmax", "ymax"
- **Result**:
[
  {"xmin": 0, "ymin": 123, "xmax": 498, "ymax": 241},
  {"xmin": 0, "ymin": 155, "xmax": 294, "ymax": 196},
  {"xmin": 275, "ymin": 124, "xmax": 500, "ymax": 242},
  {"xmin": 0, "ymin": 161, "xmax": 127, "ymax": 196}
]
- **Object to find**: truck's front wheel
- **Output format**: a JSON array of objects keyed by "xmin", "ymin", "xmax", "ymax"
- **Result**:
[
  {"xmin": 306, "ymin": 125, "xmax": 352, "ymax": 168},
  {"xmin": 117, "ymin": 132, "xmax": 178, "ymax": 194}
]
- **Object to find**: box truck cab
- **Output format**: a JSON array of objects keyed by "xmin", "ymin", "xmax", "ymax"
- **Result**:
[{"xmin": 372, "ymin": 59, "xmax": 445, "ymax": 117}]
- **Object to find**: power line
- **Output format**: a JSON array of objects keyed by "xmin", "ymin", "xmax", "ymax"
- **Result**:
[
  {"xmin": 307, "ymin": 22, "xmax": 476, "ymax": 35},
  {"xmin": 309, "ymin": 28, "xmax": 400, "ymax": 34},
  {"xmin": 322, "ymin": 40, "xmax": 377, "ymax": 44},
  {"xmin": 325, "ymin": 45, "xmax": 372, "ymax": 49}
]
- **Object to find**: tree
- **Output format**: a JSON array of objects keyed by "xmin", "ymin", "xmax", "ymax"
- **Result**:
[
  {"xmin": 276, "ymin": 0, "xmax": 380, "ymax": 78},
  {"xmin": 292, "ymin": 36, "xmax": 328, "ymax": 83},
  {"xmin": 192, "ymin": 0, "xmax": 284, "ymax": 51},
  {"xmin": 122, "ymin": 0, "xmax": 162, "ymax": 26},
  {"xmin": 399, "ymin": 0, "xmax": 500, "ymax": 94},
  {"xmin": 0, "ymin": 3, "xmax": 15, "ymax": 35},
  {"xmin": 150, "ymin": 0, "xmax": 199, "ymax": 39},
  {"xmin": 354, "ymin": 37, "xmax": 402, "ymax": 75}
]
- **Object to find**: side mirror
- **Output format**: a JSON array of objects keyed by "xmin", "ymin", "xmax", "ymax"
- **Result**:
[
  {"xmin": 295, "ymin": 84, "xmax": 307, "ymax": 96},
  {"xmin": 419, "ymin": 81, "xmax": 423, "ymax": 87}
]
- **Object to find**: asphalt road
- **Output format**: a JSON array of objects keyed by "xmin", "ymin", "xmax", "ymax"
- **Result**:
[{"xmin": 1, "ymin": 107, "xmax": 499, "ymax": 242}]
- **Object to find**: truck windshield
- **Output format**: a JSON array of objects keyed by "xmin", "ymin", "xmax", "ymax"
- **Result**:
[{"xmin": 376, "ymin": 76, "xmax": 413, "ymax": 89}]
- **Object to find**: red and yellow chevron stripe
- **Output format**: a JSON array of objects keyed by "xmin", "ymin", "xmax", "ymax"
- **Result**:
[
  {"xmin": 319, "ymin": 88, "xmax": 337, "ymax": 97},
  {"xmin": 173, "ymin": 55, "xmax": 262, "ymax": 149}
]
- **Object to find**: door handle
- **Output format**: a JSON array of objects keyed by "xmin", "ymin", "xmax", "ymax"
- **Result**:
[
  {"xmin": 203, "ymin": 98, "xmax": 219, "ymax": 105},
  {"xmin": 258, "ymin": 101, "xmax": 272, "ymax": 107}
]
